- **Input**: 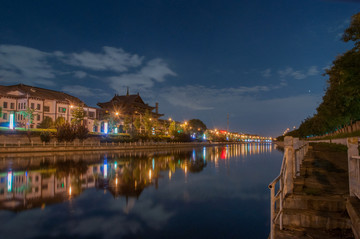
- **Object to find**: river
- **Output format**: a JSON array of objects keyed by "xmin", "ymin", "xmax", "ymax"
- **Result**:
[{"xmin": 0, "ymin": 143, "xmax": 283, "ymax": 239}]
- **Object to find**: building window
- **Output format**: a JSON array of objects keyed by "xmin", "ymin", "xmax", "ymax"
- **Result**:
[
  {"xmin": 44, "ymin": 106, "xmax": 50, "ymax": 112},
  {"xmin": 3, "ymin": 102, "xmax": 7, "ymax": 108},
  {"xmin": 10, "ymin": 103, "xmax": 14, "ymax": 109},
  {"xmin": 3, "ymin": 113, "xmax": 7, "ymax": 120},
  {"xmin": 58, "ymin": 107, "xmax": 66, "ymax": 113},
  {"xmin": 37, "ymin": 115, "xmax": 40, "ymax": 121},
  {"xmin": 20, "ymin": 103, "xmax": 23, "ymax": 109},
  {"xmin": 18, "ymin": 103, "xmax": 20, "ymax": 109},
  {"xmin": 37, "ymin": 104, "xmax": 41, "ymax": 110},
  {"xmin": 89, "ymin": 112, "xmax": 95, "ymax": 118},
  {"xmin": 31, "ymin": 103, "xmax": 34, "ymax": 109}
]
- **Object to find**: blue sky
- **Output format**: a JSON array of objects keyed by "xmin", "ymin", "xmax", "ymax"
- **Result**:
[{"xmin": 0, "ymin": 0, "xmax": 358, "ymax": 136}]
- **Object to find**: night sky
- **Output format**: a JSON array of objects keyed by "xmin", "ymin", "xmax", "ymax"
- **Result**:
[{"xmin": 0, "ymin": 0, "xmax": 358, "ymax": 136}]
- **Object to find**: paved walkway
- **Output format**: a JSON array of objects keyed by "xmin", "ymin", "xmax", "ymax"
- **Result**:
[{"xmin": 275, "ymin": 144, "xmax": 354, "ymax": 238}]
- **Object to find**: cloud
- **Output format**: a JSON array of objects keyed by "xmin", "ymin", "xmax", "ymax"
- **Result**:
[
  {"xmin": 73, "ymin": 71, "xmax": 87, "ymax": 79},
  {"xmin": 160, "ymin": 84, "xmax": 274, "ymax": 111},
  {"xmin": 109, "ymin": 58, "xmax": 176, "ymax": 93},
  {"xmin": 0, "ymin": 45, "xmax": 56, "ymax": 86},
  {"xmin": 307, "ymin": 66, "xmax": 319, "ymax": 76},
  {"xmin": 278, "ymin": 66, "xmax": 320, "ymax": 80},
  {"xmin": 63, "ymin": 46, "xmax": 144, "ymax": 72},
  {"xmin": 62, "ymin": 85, "xmax": 110, "ymax": 98},
  {"xmin": 261, "ymin": 68, "xmax": 271, "ymax": 78},
  {"xmin": 0, "ymin": 45, "xmax": 176, "ymax": 96},
  {"xmin": 159, "ymin": 84, "xmax": 320, "ymax": 135},
  {"xmin": 140, "ymin": 58, "xmax": 176, "ymax": 82},
  {"xmin": 327, "ymin": 18, "xmax": 350, "ymax": 33}
]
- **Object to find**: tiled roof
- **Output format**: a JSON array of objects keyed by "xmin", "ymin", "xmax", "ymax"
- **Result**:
[{"xmin": 0, "ymin": 84, "xmax": 86, "ymax": 106}]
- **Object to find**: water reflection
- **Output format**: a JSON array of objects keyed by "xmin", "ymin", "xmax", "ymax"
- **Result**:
[
  {"xmin": 0, "ymin": 143, "xmax": 278, "ymax": 239},
  {"xmin": 0, "ymin": 143, "xmax": 274, "ymax": 212}
]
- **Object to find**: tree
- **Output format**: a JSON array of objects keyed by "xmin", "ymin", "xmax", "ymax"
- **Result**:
[
  {"xmin": 169, "ymin": 121, "xmax": 177, "ymax": 136},
  {"xmin": 71, "ymin": 106, "xmax": 86, "ymax": 125},
  {"xmin": 76, "ymin": 124, "xmax": 89, "ymax": 142},
  {"xmin": 342, "ymin": 12, "xmax": 360, "ymax": 49},
  {"xmin": 296, "ymin": 12, "xmax": 360, "ymax": 137},
  {"xmin": 39, "ymin": 116, "xmax": 54, "ymax": 129},
  {"xmin": 55, "ymin": 117, "xmax": 66, "ymax": 128},
  {"xmin": 102, "ymin": 113, "xmax": 120, "ymax": 133},
  {"xmin": 123, "ymin": 116, "xmax": 132, "ymax": 133},
  {"xmin": 188, "ymin": 119, "xmax": 207, "ymax": 134},
  {"xmin": 56, "ymin": 122, "xmax": 76, "ymax": 142},
  {"xmin": 134, "ymin": 117, "xmax": 141, "ymax": 133},
  {"xmin": 18, "ymin": 107, "xmax": 36, "ymax": 129},
  {"xmin": 142, "ymin": 110, "xmax": 153, "ymax": 135},
  {"xmin": 40, "ymin": 131, "xmax": 51, "ymax": 143}
]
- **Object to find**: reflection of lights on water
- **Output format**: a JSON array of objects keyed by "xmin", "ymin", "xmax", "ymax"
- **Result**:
[
  {"xmin": 152, "ymin": 158, "xmax": 155, "ymax": 170},
  {"xmin": 7, "ymin": 171, "xmax": 12, "ymax": 192},
  {"xmin": 169, "ymin": 170, "xmax": 172, "ymax": 179},
  {"xmin": 192, "ymin": 149, "xmax": 196, "ymax": 161},
  {"xmin": 69, "ymin": 186, "xmax": 72, "ymax": 196},
  {"xmin": 149, "ymin": 169, "xmax": 152, "ymax": 181},
  {"xmin": 114, "ymin": 161, "xmax": 117, "ymax": 169},
  {"xmin": 135, "ymin": 180, "xmax": 137, "ymax": 188},
  {"xmin": 184, "ymin": 165, "xmax": 188, "ymax": 174},
  {"xmin": 115, "ymin": 178, "xmax": 118, "ymax": 185},
  {"xmin": 203, "ymin": 147, "xmax": 206, "ymax": 162},
  {"xmin": 104, "ymin": 159, "xmax": 108, "ymax": 178}
]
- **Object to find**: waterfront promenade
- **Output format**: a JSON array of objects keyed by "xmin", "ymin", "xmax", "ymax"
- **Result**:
[
  {"xmin": 0, "ymin": 141, "xmax": 241, "ymax": 154},
  {"xmin": 270, "ymin": 137, "xmax": 360, "ymax": 239}
]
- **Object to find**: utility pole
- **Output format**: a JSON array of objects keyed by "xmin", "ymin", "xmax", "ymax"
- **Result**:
[{"xmin": 227, "ymin": 113, "xmax": 229, "ymax": 132}]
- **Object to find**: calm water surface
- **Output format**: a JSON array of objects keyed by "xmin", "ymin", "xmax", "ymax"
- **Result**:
[{"xmin": 0, "ymin": 144, "xmax": 283, "ymax": 239}]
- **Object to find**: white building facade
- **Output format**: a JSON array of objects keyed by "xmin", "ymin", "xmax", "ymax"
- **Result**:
[{"xmin": 0, "ymin": 84, "xmax": 99, "ymax": 132}]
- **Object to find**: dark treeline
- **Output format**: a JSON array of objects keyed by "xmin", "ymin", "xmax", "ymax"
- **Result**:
[{"xmin": 285, "ymin": 12, "xmax": 360, "ymax": 139}]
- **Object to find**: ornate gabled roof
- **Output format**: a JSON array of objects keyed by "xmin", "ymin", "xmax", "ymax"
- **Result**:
[
  {"xmin": 98, "ymin": 94, "xmax": 155, "ymax": 111},
  {"xmin": 0, "ymin": 84, "xmax": 85, "ymax": 106}
]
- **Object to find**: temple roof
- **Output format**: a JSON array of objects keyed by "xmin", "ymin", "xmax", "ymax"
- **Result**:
[{"xmin": 98, "ymin": 93, "xmax": 163, "ymax": 117}]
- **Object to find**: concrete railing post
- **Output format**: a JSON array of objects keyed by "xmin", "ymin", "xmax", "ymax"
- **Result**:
[
  {"xmin": 284, "ymin": 136, "xmax": 294, "ymax": 195},
  {"xmin": 347, "ymin": 137, "xmax": 359, "ymax": 197}
]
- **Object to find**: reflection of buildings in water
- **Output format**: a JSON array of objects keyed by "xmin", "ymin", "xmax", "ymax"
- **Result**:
[
  {"xmin": 0, "ymin": 151, "xmax": 208, "ymax": 211},
  {"xmin": 208, "ymin": 143, "xmax": 273, "ymax": 162}
]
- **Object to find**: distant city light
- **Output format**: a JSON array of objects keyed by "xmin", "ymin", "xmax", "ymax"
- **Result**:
[
  {"xmin": 114, "ymin": 128, "xmax": 118, "ymax": 134},
  {"xmin": 104, "ymin": 160, "xmax": 108, "ymax": 178}
]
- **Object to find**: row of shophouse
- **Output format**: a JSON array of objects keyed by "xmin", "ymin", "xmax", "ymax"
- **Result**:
[{"xmin": 0, "ymin": 84, "xmax": 163, "ymax": 133}]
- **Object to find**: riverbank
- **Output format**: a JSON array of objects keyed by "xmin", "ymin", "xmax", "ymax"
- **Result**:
[{"xmin": 0, "ymin": 141, "xmax": 250, "ymax": 154}]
